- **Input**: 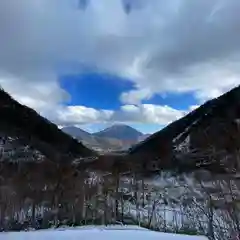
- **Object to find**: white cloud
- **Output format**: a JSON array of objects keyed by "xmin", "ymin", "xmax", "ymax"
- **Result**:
[
  {"xmin": 0, "ymin": 0, "xmax": 240, "ymax": 125},
  {"xmin": 112, "ymin": 104, "xmax": 185, "ymax": 125},
  {"xmin": 54, "ymin": 105, "xmax": 114, "ymax": 125},
  {"xmin": 47, "ymin": 103, "xmax": 185, "ymax": 127},
  {"xmin": 120, "ymin": 88, "xmax": 152, "ymax": 105}
]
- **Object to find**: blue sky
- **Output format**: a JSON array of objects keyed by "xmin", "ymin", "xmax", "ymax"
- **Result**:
[
  {"xmin": 59, "ymin": 72, "xmax": 198, "ymax": 133},
  {"xmin": 60, "ymin": 73, "xmax": 135, "ymax": 110},
  {"xmin": 60, "ymin": 72, "xmax": 197, "ymax": 110},
  {"xmin": 1, "ymin": 0, "xmax": 240, "ymax": 134}
]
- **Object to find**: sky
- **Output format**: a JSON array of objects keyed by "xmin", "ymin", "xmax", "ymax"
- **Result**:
[{"xmin": 0, "ymin": 0, "xmax": 240, "ymax": 134}]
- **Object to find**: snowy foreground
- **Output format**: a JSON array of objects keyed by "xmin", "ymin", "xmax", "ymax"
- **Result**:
[{"xmin": 0, "ymin": 225, "xmax": 208, "ymax": 240}]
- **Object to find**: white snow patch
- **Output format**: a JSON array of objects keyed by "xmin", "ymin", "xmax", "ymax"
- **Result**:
[
  {"xmin": 173, "ymin": 117, "xmax": 202, "ymax": 152},
  {"xmin": 0, "ymin": 226, "xmax": 208, "ymax": 240}
]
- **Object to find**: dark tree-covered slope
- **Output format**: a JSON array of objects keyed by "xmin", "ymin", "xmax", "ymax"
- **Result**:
[
  {"xmin": 128, "ymin": 85, "xmax": 240, "ymax": 173},
  {"xmin": 0, "ymin": 88, "xmax": 96, "ymax": 162}
]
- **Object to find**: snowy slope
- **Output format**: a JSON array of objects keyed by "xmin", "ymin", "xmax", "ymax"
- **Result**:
[{"xmin": 0, "ymin": 226, "xmax": 208, "ymax": 240}]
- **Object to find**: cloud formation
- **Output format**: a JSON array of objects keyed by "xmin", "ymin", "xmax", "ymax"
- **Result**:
[
  {"xmin": 0, "ymin": 0, "xmax": 240, "ymax": 126},
  {"xmin": 49, "ymin": 103, "xmax": 186, "ymax": 127}
]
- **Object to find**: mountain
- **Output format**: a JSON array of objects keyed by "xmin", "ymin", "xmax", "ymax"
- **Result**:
[
  {"xmin": 93, "ymin": 124, "xmax": 143, "ymax": 141},
  {"xmin": 2, "ymin": 84, "xmax": 240, "ymax": 176},
  {"xmin": 138, "ymin": 134, "xmax": 151, "ymax": 142},
  {"xmin": 0, "ymin": 88, "xmax": 96, "ymax": 163},
  {"xmin": 62, "ymin": 126, "xmax": 97, "ymax": 144},
  {"xmin": 62, "ymin": 125, "xmax": 143, "ymax": 151},
  {"xmin": 61, "ymin": 126, "xmax": 91, "ymax": 140},
  {"xmin": 128, "ymin": 85, "xmax": 240, "ymax": 173},
  {"xmin": 62, "ymin": 126, "xmax": 125, "ymax": 151}
]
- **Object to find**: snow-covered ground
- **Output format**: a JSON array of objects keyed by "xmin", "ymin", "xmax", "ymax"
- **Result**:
[{"xmin": 0, "ymin": 226, "xmax": 208, "ymax": 240}]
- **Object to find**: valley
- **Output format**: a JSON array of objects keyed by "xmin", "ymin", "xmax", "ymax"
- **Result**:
[{"xmin": 62, "ymin": 125, "xmax": 149, "ymax": 152}]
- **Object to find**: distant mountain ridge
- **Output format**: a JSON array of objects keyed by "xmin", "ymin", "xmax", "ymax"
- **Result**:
[
  {"xmin": 93, "ymin": 124, "xmax": 143, "ymax": 140},
  {"xmin": 61, "ymin": 126, "xmax": 96, "ymax": 143},
  {"xmin": 62, "ymin": 124, "xmax": 145, "ymax": 151}
]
